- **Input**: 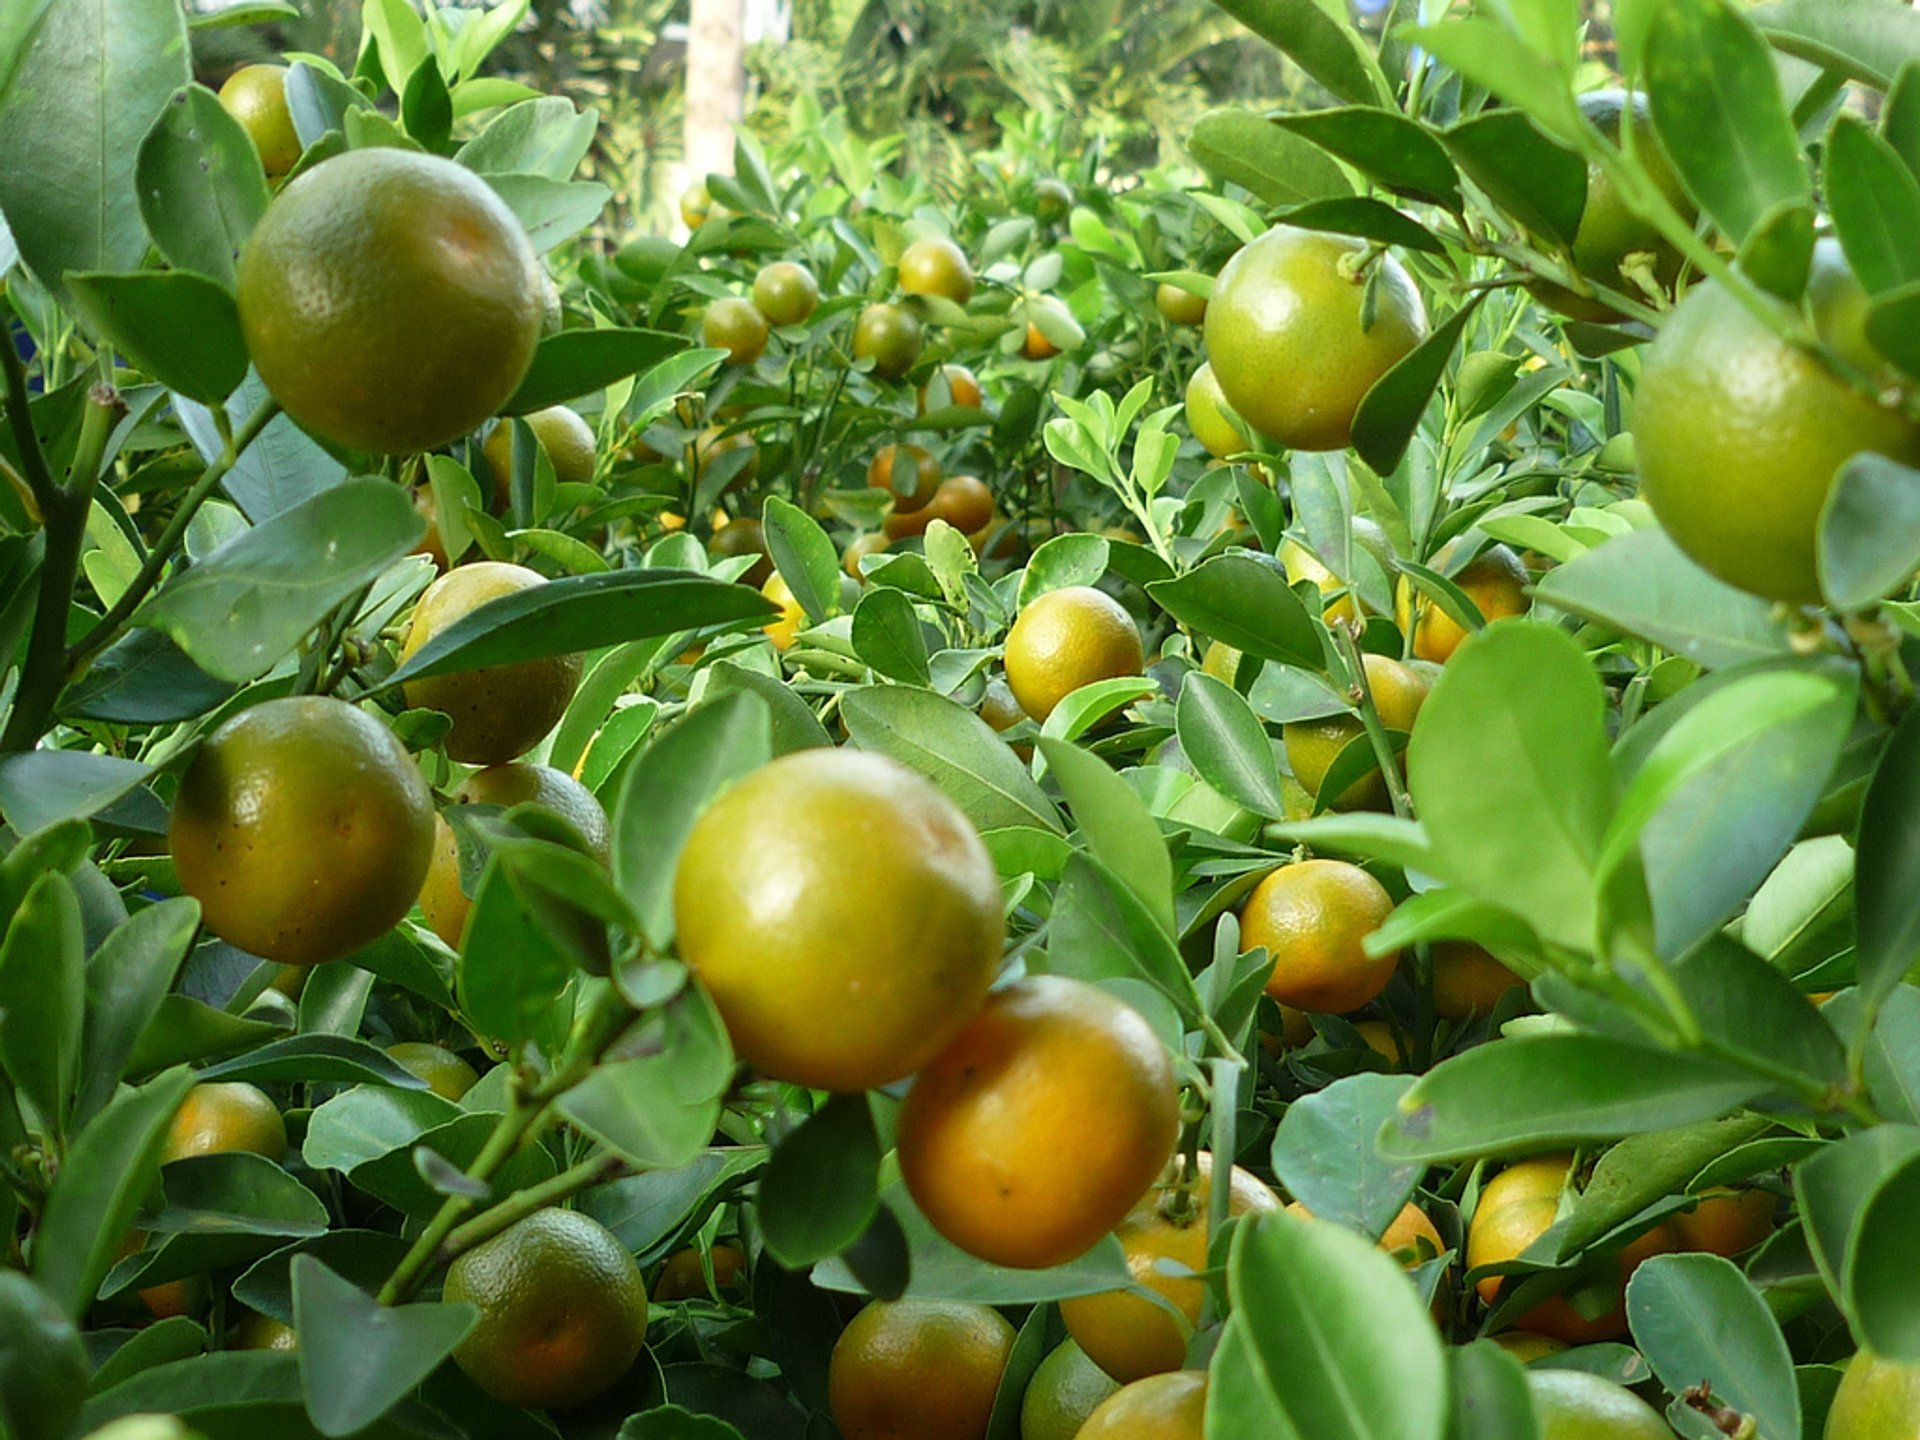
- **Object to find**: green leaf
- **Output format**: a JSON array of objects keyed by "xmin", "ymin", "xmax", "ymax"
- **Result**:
[
  {"xmin": 758, "ymin": 1094, "xmax": 881, "ymax": 1269},
  {"xmin": 136, "ymin": 84, "xmax": 270, "ymax": 288},
  {"xmin": 1646, "ymin": 0, "xmax": 1813, "ymax": 246},
  {"xmin": 33, "ymin": 1067, "xmax": 194, "ymax": 1317},
  {"xmin": 621, "ymin": 1407, "xmax": 747, "ymax": 1440},
  {"xmin": 293, "ymin": 1256, "xmax": 474, "ymax": 1439},
  {"xmin": 0, "ymin": 1271, "xmax": 87, "ymax": 1440},
  {"xmin": 149, "ymin": 1152, "xmax": 329, "ymax": 1237},
  {"xmin": 1147, "ymin": 556, "xmax": 1320, "ymax": 669},
  {"xmin": 1017, "ymin": 533, "xmax": 1111, "ymax": 608},
  {"xmin": 841, "ymin": 686, "xmax": 1064, "ymax": 835},
  {"xmin": 1268, "ymin": 1073, "xmax": 1421, "ymax": 1242},
  {"xmin": 0, "ymin": 872, "xmax": 83, "ymax": 1135},
  {"xmin": 283, "ymin": 61, "xmax": 374, "ymax": 147},
  {"xmin": 1849, "ymin": 1149, "xmax": 1920, "ymax": 1361},
  {"xmin": 399, "ymin": 56, "xmax": 451, "ymax": 152},
  {"xmin": 1277, "ymin": 196, "xmax": 1445, "ymax": 256},
  {"xmin": 1047, "ymin": 854, "xmax": 1200, "ymax": 1023},
  {"xmin": 140, "ymin": 477, "xmax": 421, "ymax": 683},
  {"xmin": 385, "ymin": 570, "xmax": 770, "ymax": 684},
  {"xmin": 557, "ymin": 990, "xmax": 733, "ymax": 1170},
  {"xmin": 1626, "ymin": 1254, "xmax": 1802, "ymax": 1440},
  {"xmin": 703, "ymin": 662, "xmax": 832, "ymax": 755},
  {"xmin": 349, "ymin": 1112, "xmax": 554, "ymax": 1217},
  {"xmin": 1189, "ymin": 107, "xmax": 1351, "ymax": 209},
  {"xmin": 1406, "ymin": 621, "xmax": 1615, "ymax": 953},
  {"xmin": 0, "ymin": 751, "xmax": 153, "ymax": 835},
  {"xmin": 1796, "ymin": 1126, "xmax": 1920, "ymax": 1309},
  {"xmin": 1533, "ymin": 528, "xmax": 1789, "ymax": 669},
  {"xmin": 762, "ymin": 495, "xmax": 841, "ymax": 625},
  {"xmin": 612, "ymin": 691, "xmax": 772, "ymax": 952},
  {"xmin": 1176, "ymin": 672, "xmax": 1286, "ymax": 820},
  {"xmin": 1856, "ymin": 714, "xmax": 1920, "ymax": 1008},
  {"xmin": 486, "ymin": 174, "xmax": 610, "ymax": 254},
  {"xmin": 1556, "ymin": 1113, "xmax": 1773, "ymax": 1257},
  {"xmin": 457, "ymin": 858, "xmax": 573, "ymax": 1047},
  {"xmin": 1273, "ymin": 108, "xmax": 1462, "ymax": 210},
  {"xmin": 175, "ymin": 378, "xmax": 347, "ymax": 523},
  {"xmin": 1210, "ymin": 1213, "xmax": 1449, "ymax": 1440},
  {"xmin": 361, "ymin": 0, "xmax": 430, "ymax": 94},
  {"xmin": 61, "ymin": 629, "xmax": 237, "ymax": 725},
  {"xmin": 76, "ymin": 898, "xmax": 198, "ymax": 1127},
  {"xmin": 1378, "ymin": 1035, "xmax": 1769, "ymax": 1162},
  {"xmin": 1448, "ymin": 1342, "xmax": 1539, "ymax": 1440},
  {"xmin": 1820, "ymin": 454, "xmax": 1920, "ymax": 610},
  {"xmin": 456, "ymin": 97, "xmax": 596, "ymax": 180},
  {"xmin": 303, "ymin": 1085, "xmax": 461, "ymax": 1173},
  {"xmin": 1037, "ymin": 738, "xmax": 1174, "ymax": 936},
  {"xmin": 1351, "ymin": 296, "xmax": 1482, "ymax": 476},
  {"xmin": 1403, "ymin": 19, "xmax": 1581, "ymax": 141},
  {"xmin": 1208, "ymin": 0, "xmax": 1384, "ymax": 105},
  {"xmin": 0, "ymin": 0, "xmax": 189, "ymax": 307},
  {"xmin": 504, "ymin": 328, "xmax": 687, "ymax": 413},
  {"xmin": 195, "ymin": 1035, "xmax": 427, "ymax": 1089},
  {"xmin": 1826, "ymin": 114, "xmax": 1920, "ymax": 298},
  {"xmin": 231, "ymin": 1231, "xmax": 414, "ymax": 1324},
  {"xmin": 84, "ymin": 1313, "xmax": 208, "ymax": 1396},
  {"xmin": 1752, "ymin": 0, "xmax": 1920, "ymax": 90},
  {"xmin": 850, "ymin": 588, "xmax": 931, "ymax": 686},
  {"xmin": 1600, "ymin": 662, "xmax": 1857, "ymax": 958},
  {"xmin": 66, "ymin": 270, "xmax": 248, "ymax": 405}
]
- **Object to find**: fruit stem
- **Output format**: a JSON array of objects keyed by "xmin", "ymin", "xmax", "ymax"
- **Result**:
[
  {"xmin": 1333, "ymin": 624, "xmax": 1413, "ymax": 819},
  {"xmin": 437, "ymin": 1149, "xmax": 630, "ymax": 1263},
  {"xmin": 0, "ymin": 296, "xmax": 62, "ymax": 514},
  {"xmin": 63, "ymin": 396, "xmax": 283, "ymax": 686},
  {"xmin": 0, "ymin": 380, "xmax": 115, "ymax": 752}
]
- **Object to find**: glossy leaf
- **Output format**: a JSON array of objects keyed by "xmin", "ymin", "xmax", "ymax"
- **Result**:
[
  {"xmin": 141, "ymin": 477, "xmax": 421, "ymax": 683},
  {"xmin": 762, "ymin": 496, "xmax": 840, "ymax": 625},
  {"xmin": 1268, "ymin": 1073, "xmax": 1420, "ymax": 1241},
  {"xmin": 758, "ymin": 1094, "xmax": 881, "ymax": 1269},
  {"xmin": 1847, "ymin": 1148, "xmax": 1920, "ymax": 1361},
  {"xmin": 150, "ymin": 1152, "xmax": 329, "ymax": 1237},
  {"xmin": 1558, "ymin": 1113, "xmax": 1773, "ymax": 1257},
  {"xmin": 1148, "ymin": 556, "xmax": 1319, "ymax": 668},
  {"xmin": 60, "ymin": 628, "xmax": 237, "ymax": 725},
  {"xmin": 842, "ymin": 685, "xmax": 1064, "ymax": 835},
  {"xmin": 1820, "ymin": 454, "xmax": 1920, "ymax": 612},
  {"xmin": 1797, "ymin": 1126, "xmax": 1920, "ymax": 1308},
  {"xmin": 0, "ymin": 751, "xmax": 154, "ymax": 835},
  {"xmin": 1627, "ymin": 1254, "xmax": 1802, "ymax": 1440},
  {"xmin": 457, "ymin": 857, "xmax": 574, "ymax": 1047},
  {"xmin": 1827, "ymin": 114, "xmax": 1920, "ymax": 298},
  {"xmin": 1379, "ymin": 1035, "xmax": 1768, "ymax": 1162},
  {"xmin": 1856, "ymin": 713, "xmax": 1920, "ymax": 1006},
  {"xmin": 76, "ymin": 897, "xmax": 198, "ymax": 1125},
  {"xmin": 1752, "ymin": 0, "xmax": 1920, "ymax": 89},
  {"xmin": 302, "ymin": 1086, "xmax": 462, "ymax": 1173},
  {"xmin": 456, "ymin": 97, "xmax": 596, "ymax": 180},
  {"xmin": 293, "ymin": 1256, "xmax": 475, "ymax": 1439},
  {"xmin": 1188, "ymin": 106, "xmax": 1349, "ymax": 209},
  {"xmin": 0, "ymin": 871, "xmax": 83, "ymax": 1134},
  {"xmin": 176, "ymin": 377, "xmax": 348, "ymax": 523},
  {"xmin": 1048, "ymin": 854, "xmax": 1199, "ymax": 1022},
  {"xmin": 1448, "ymin": 1342, "xmax": 1539, "ymax": 1440},
  {"xmin": 195, "ymin": 1035, "xmax": 426, "ymax": 1089},
  {"xmin": 1017, "ymin": 533, "xmax": 1110, "ymax": 608},
  {"xmin": 1352, "ymin": 296, "xmax": 1482, "ymax": 476},
  {"xmin": 557, "ymin": 991, "xmax": 733, "ymax": 1171},
  {"xmin": 0, "ymin": 1271, "xmax": 87, "ymax": 1440},
  {"xmin": 1038, "ymin": 738, "xmax": 1175, "ymax": 935},
  {"xmin": 135, "ymin": 84, "xmax": 270, "ymax": 288},
  {"xmin": 850, "ymin": 587, "xmax": 931, "ymax": 686},
  {"xmin": 505, "ymin": 328, "xmax": 687, "ymax": 413},
  {"xmin": 1273, "ymin": 108, "xmax": 1462, "ymax": 210},
  {"xmin": 1646, "ymin": 0, "xmax": 1812, "ymax": 245},
  {"xmin": 1176, "ymin": 672, "xmax": 1286, "ymax": 820},
  {"xmin": 1208, "ymin": 0, "xmax": 1383, "ymax": 105}
]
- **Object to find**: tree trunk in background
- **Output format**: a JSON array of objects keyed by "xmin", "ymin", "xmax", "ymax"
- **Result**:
[{"xmin": 685, "ymin": 0, "xmax": 746, "ymax": 182}]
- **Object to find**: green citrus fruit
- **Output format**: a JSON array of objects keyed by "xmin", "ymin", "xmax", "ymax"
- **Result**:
[
  {"xmin": 703, "ymin": 295, "xmax": 770, "ymax": 365},
  {"xmin": 1204, "ymin": 225, "xmax": 1427, "ymax": 452},
  {"xmin": 1021, "ymin": 1340, "xmax": 1122, "ymax": 1440},
  {"xmin": 385, "ymin": 1042, "xmax": 480, "ymax": 1101},
  {"xmin": 1077, "ymin": 1371, "xmax": 1207, "ymax": 1440},
  {"xmin": 236, "ymin": 148, "xmax": 541, "ymax": 454},
  {"xmin": 672, "ymin": 748, "xmax": 1004, "ymax": 1091},
  {"xmin": 1527, "ymin": 1368, "xmax": 1672, "ymax": 1440},
  {"xmin": 752, "ymin": 260, "xmax": 820, "ymax": 326},
  {"xmin": 1826, "ymin": 1350, "xmax": 1920, "ymax": 1440},
  {"xmin": 218, "ymin": 64, "xmax": 302, "ymax": 178},
  {"xmin": 1185, "ymin": 362, "xmax": 1243, "ymax": 459},
  {"xmin": 853, "ymin": 302, "xmax": 925, "ymax": 380},
  {"xmin": 445, "ymin": 1208, "xmax": 648, "ymax": 1410},
  {"xmin": 170, "ymin": 696, "xmax": 434, "ymax": 966},
  {"xmin": 899, "ymin": 236, "xmax": 975, "ymax": 306},
  {"xmin": 1633, "ymin": 239, "xmax": 1920, "ymax": 603},
  {"xmin": 482, "ymin": 404, "xmax": 597, "ymax": 509},
  {"xmin": 1033, "ymin": 178, "xmax": 1073, "ymax": 223},
  {"xmin": 1156, "ymin": 283, "xmax": 1208, "ymax": 327}
]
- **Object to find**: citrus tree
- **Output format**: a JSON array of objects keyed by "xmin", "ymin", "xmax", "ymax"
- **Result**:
[{"xmin": 0, "ymin": 1, "xmax": 1918, "ymax": 1440}]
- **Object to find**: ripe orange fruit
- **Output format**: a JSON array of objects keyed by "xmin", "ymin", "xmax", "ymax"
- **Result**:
[
  {"xmin": 828, "ymin": 1300, "xmax": 1014, "ymax": 1440},
  {"xmin": 1077, "ymin": 1371, "xmax": 1207, "ymax": 1440},
  {"xmin": 1825, "ymin": 1351, "xmax": 1920, "ymax": 1440},
  {"xmin": 897, "ymin": 975, "xmax": 1180, "ymax": 1270},
  {"xmin": 899, "ymin": 237, "xmax": 975, "ymax": 306},
  {"xmin": 385, "ymin": 1042, "xmax": 479, "ymax": 1101},
  {"xmin": 1635, "ymin": 238, "xmax": 1920, "ymax": 603},
  {"xmin": 1527, "ymin": 1368, "xmax": 1673, "ymax": 1440},
  {"xmin": 761, "ymin": 571, "xmax": 805, "ymax": 650},
  {"xmin": 1528, "ymin": 90, "xmax": 1694, "ymax": 324},
  {"xmin": 1155, "ymin": 283, "xmax": 1207, "ymax": 327},
  {"xmin": 1204, "ymin": 225, "xmax": 1427, "ymax": 452},
  {"xmin": 417, "ymin": 814, "xmax": 469, "ymax": 950},
  {"xmin": 218, "ymin": 64, "xmax": 301, "ymax": 178},
  {"xmin": 1003, "ymin": 585, "xmax": 1145, "ymax": 723},
  {"xmin": 919, "ymin": 364, "xmax": 984, "ymax": 413},
  {"xmin": 411, "ymin": 485, "xmax": 449, "ymax": 569},
  {"xmin": 1021, "ymin": 1340, "xmax": 1121, "ymax": 1440},
  {"xmin": 1280, "ymin": 652, "xmax": 1428, "ymax": 810},
  {"xmin": 1279, "ymin": 536, "xmax": 1366, "ymax": 625},
  {"xmin": 1468, "ymin": 1156, "xmax": 1675, "ymax": 1344},
  {"xmin": 888, "ymin": 476, "xmax": 995, "ymax": 541},
  {"xmin": 445, "ymin": 1208, "xmax": 648, "ymax": 1410},
  {"xmin": 231, "ymin": 1313, "xmax": 299, "ymax": 1351},
  {"xmin": 1238, "ymin": 858, "xmax": 1399, "ymax": 1014},
  {"xmin": 673, "ymin": 749, "xmax": 1004, "ymax": 1091},
  {"xmin": 481, "ymin": 404, "xmax": 597, "ymax": 509},
  {"xmin": 651, "ymin": 1243, "xmax": 748, "ymax": 1302},
  {"xmin": 1669, "ymin": 1187, "xmax": 1775, "ymax": 1258},
  {"xmin": 844, "ymin": 531, "xmax": 890, "ymax": 580},
  {"xmin": 1395, "ymin": 542, "xmax": 1529, "ymax": 664},
  {"xmin": 163, "ymin": 1082, "xmax": 287, "ymax": 1163},
  {"xmin": 236, "ymin": 149, "xmax": 541, "ymax": 454},
  {"xmin": 979, "ymin": 677, "xmax": 1027, "ymax": 734},
  {"xmin": 400, "ymin": 562, "xmax": 583, "ymax": 765},
  {"xmin": 853, "ymin": 302, "xmax": 925, "ymax": 380},
  {"xmin": 708, "ymin": 513, "xmax": 773, "ymax": 585},
  {"xmin": 170, "ymin": 697, "xmax": 434, "ymax": 966},
  {"xmin": 869, "ymin": 443, "xmax": 941, "ymax": 512},
  {"xmin": 703, "ymin": 296, "xmax": 770, "ymax": 365},
  {"xmin": 1061, "ymin": 1154, "xmax": 1280, "ymax": 1382},
  {"xmin": 1431, "ymin": 941, "xmax": 1524, "ymax": 1021},
  {"xmin": 752, "ymin": 260, "xmax": 820, "ymax": 326}
]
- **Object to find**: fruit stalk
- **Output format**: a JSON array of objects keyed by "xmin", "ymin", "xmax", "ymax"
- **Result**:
[
  {"xmin": 1335, "ymin": 625, "xmax": 1413, "ymax": 819},
  {"xmin": 438, "ymin": 1149, "xmax": 629, "ymax": 1262}
]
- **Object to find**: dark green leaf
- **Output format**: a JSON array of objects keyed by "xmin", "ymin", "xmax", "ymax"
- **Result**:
[
  {"xmin": 348, "ymin": 1112, "xmax": 554, "ymax": 1218},
  {"xmin": 0, "ymin": 751, "xmax": 153, "ymax": 835},
  {"xmin": 1176, "ymin": 672, "xmax": 1285, "ymax": 820},
  {"xmin": 1208, "ymin": 0, "xmax": 1384, "ymax": 105},
  {"xmin": 1820, "ymin": 454, "xmax": 1920, "ymax": 611},
  {"xmin": 1856, "ymin": 714, "xmax": 1920, "ymax": 1007},
  {"xmin": 1351, "ymin": 296, "xmax": 1482, "ymax": 476},
  {"xmin": 231, "ymin": 1232, "xmax": 415, "ymax": 1323},
  {"xmin": 1274, "ymin": 108, "xmax": 1462, "ymax": 209},
  {"xmin": 1626, "ymin": 1254, "xmax": 1802, "ymax": 1440},
  {"xmin": 621, "ymin": 1407, "xmax": 746, "ymax": 1440},
  {"xmin": 196, "ymin": 1035, "xmax": 427, "ymax": 1089},
  {"xmin": 556, "ymin": 990, "xmax": 733, "ymax": 1170},
  {"xmin": 1277, "ymin": 196, "xmax": 1445, "ymax": 255},
  {"xmin": 1038, "ymin": 738, "xmax": 1175, "ymax": 935},
  {"xmin": 504, "ymin": 329, "xmax": 687, "ymax": 413},
  {"xmin": 399, "ymin": 57, "xmax": 451, "ymax": 152},
  {"xmin": 61, "ymin": 629, "xmax": 237, "ymax": 725},
  {"xmin": 86, "ymin": 1315, "xmax": 208, "ymax": 1395},
  {"xmin": 1148, "ymin": 556, "xmax": 1319, "ymax": 668},
  {"xmin": 758, "ymin": 1094, "xmax": 881, "ymax": 1269},
  {"xmin": 136, "ymin": 85, "xmax": 270, "ymax": 288},
  {"xmin": 1379, "ymin": 1035, "xmax": 1769, "ymax": 1162},
  {"xmin": 0, "ymin": 871, "xmax": 83, "ymax": 1134},
  {"xmin": 1188, "ymin": 107, "xmax": 1350, "ymax": 209},
  {"xmin": 841, "ymin": 686, "xmax": 1064, "ymax": 835},
  {"xmin": 0, "ymin": 1271, "xmax": 87, "ymax": 1440},
  {"xmin": 385, "ymin": 570, "xmax": 771, "ymax": 684},
  {"xmin": 293, "ymin": 1256, "xmax": 475, "ymax": 1439},
  {"xmin": 1849, "ymin": 1149, "xmax": 1920, "ymax": 1361},
  {"xmin": 457, "ymin": 859, "xmax": 573, "ymax": 1047},
  {"xmin": 1826, "ymin": 114, "xmax": 1920, "ymax": 297},
  {"xmin": 762, "ymin": 495, "xmax": 841, "ymax": 625},
  {"xmin": 175, "ymin": 378, "xmax": 347, "ymax": 523},
  {"xmin": 850, "ymin": 588, "xmax": 932, "ymax": 686},
  {"xmin": 1449, "ymin": 1342, "xmax": 1538, "ymax": 1440},
  {"xmin": 1646, "ymin": 0, "xmax": 1813, "ymax": 245},
  {"xmin": 1797, "ymin": 1126, "xmax": 1920, "ymax": 1307},
  {"xmin": 1444, "ymin": 112, "xmax": 1587, "ymax": 248},
  {"xmin": 302, "ymin": 1086, "xmax": 461, "ymax": 1173},
  {"xmin": 1268, "ymin": 1073, "xmax": 1420, "ymax": 1240},
  {"xmin": 140, "ymin": 477, "xmax": 422, "ymax": 683},
  {"xmin": 150, "ymin": 1152, "xmax": 329, "ymax": 1237},
  {"xmin": 0, "ymin": 0, "xmax": 189, "ymax": 307},
  {"xmin": 76, "ymin": 898, "xmax": 198, "ymax": 1126},
  {"xmin": 282, "ymin": 61, "xmax": 372, "ymax": 148}
]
